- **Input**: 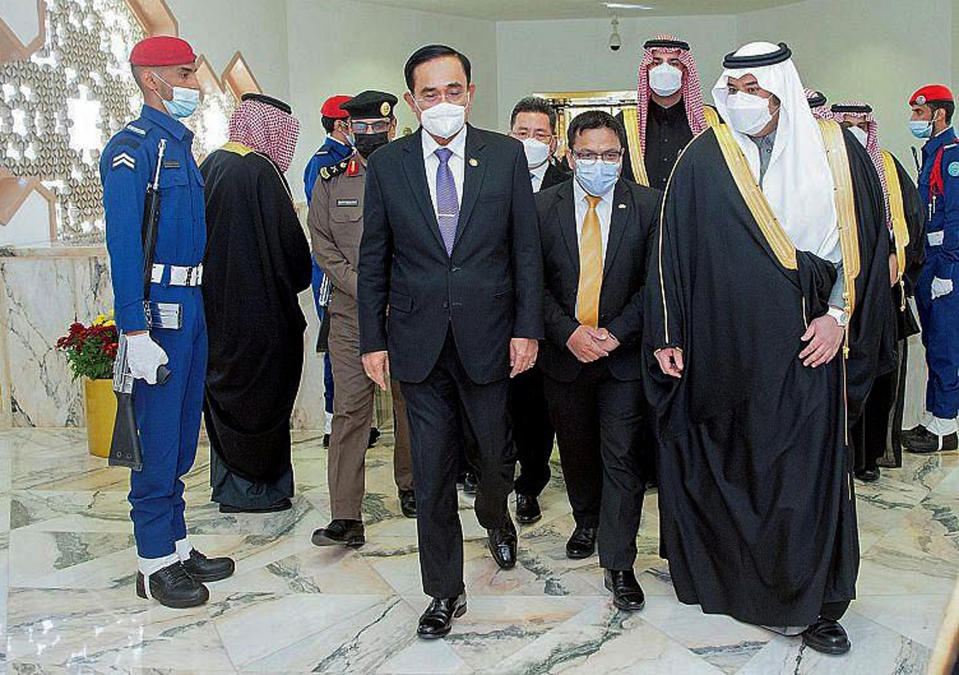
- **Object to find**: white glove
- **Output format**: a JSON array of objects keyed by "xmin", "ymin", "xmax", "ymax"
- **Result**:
[
  {"xmin": 126, "ymin": 332, "xmax": 169, "ymax": 384},
  {"xmin": 931, "ymin": 276, "xmax": 954, "ymax": 300}
]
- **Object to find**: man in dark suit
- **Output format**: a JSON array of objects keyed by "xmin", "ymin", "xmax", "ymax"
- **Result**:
[
  {"xmin": 504, "ymin": 95, "xmax": 569, "ymax": 524},
  {"xmin": 358, "ymin": 44, "xmax": 543, "ymax": 639},
  {"xmin": 537, "ymin": 110, "xmax": 660, "ymax": 611}
]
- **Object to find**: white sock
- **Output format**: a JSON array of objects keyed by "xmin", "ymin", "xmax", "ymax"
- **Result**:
[
  {"xmin": 138, "ymin": 552, "xmax": 179, "ymax": 577},
  {"xmin": 927, "ymin": 416, "xmax": 958, "ymax": 436},
  {"xmin": 175, "ymin": 538, "xmax": 194, "ymax": 562}
]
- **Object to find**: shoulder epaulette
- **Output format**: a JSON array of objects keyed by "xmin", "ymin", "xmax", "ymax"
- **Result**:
[
  {"xmin": 320, "ymin": 160, "xmax": 350, "ymax": 182},
  {"xmin": 125, "ymin": 123, "xmax": 147, "ymax": 136}
]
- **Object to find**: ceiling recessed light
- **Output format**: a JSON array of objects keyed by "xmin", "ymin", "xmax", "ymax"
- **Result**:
[{"xmin": 603, "ymin": 2, "xmax": 655, "ymax": 9}]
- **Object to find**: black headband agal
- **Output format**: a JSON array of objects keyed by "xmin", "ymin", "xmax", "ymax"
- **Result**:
[
  {"xmin": 723, "ymin": 42, "xmax": 791, "ymax": 69},
  {"xmin": 644, "ymin": 38, "xmax": 690, "ymax": 51},
  {"xmin": 241, "ymin": 92, "xmax": 292, "ymax": 114},
  {"xmin": 806, "ymin": 91, "xmax": 827, "ymax": 108},
  {"xmin": 830, "ymin": 103, "xmax": 872, "ymax": 114}
]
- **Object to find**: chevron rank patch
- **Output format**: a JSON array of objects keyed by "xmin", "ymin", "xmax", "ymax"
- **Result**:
[{"xmin": 112, "ymin": 152, "xmax": 136, "ymax": 171}]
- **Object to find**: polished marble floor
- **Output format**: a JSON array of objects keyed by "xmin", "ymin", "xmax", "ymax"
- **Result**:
[{"xmin": 0, "ymin": 427, "xmax": 956, "ymax": 674}]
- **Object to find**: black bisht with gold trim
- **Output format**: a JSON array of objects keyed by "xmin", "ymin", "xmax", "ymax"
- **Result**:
[{"xmin": 642, "ymin": 121, "xmax": 895, "ymax": 626}]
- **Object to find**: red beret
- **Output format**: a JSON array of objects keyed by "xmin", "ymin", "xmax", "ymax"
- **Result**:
[
  {"xmin": 910, "ymin": 84, "xmax": 953, "ymax": 106},
  {"xmin": 129, "ymin": 35, "xmax": 197, "ymax": 67},
  {"xmin": 321, "ymin": 95, "xmax": 352, "ymax": 119}
]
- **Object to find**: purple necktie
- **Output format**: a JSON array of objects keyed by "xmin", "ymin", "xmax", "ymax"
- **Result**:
[{"xmin": 435, "ymin": 147, "xmax": 459, "ymax": 255}]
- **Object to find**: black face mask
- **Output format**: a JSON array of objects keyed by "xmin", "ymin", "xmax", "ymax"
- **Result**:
[{"xmin": 354, "ymin": 132, "xmax": 390, "ymax": 158}]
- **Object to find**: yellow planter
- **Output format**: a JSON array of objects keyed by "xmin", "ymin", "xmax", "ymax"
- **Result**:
[{"xmin": 84, "ymin": 378, "xmax": 116, "ymax": 458}]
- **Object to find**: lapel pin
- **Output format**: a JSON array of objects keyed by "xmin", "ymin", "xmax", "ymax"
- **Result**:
[{"xmin": 469, "ymin": 158, "xmax": 479, "ymax": 167}]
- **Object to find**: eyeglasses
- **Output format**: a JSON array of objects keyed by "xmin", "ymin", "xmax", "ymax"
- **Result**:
[
  {"xmin": 351, "ymin": 120, "xmax": 392, "ymax": 134},
  {"xmin": 572, "ymin": 149, "xmax": 623, "ymax": 165},
  {"xmin": 510, "ymin": 129, "xmax": 554, "ymax": 143},
  {"xmin": 415, "ymin": 90, "xmax": 469, "ymax": 108}
]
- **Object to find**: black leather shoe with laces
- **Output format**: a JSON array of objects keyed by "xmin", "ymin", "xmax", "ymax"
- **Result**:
[
  {"xmin": 181, "ymin": 548, "xmax": 235, "ymax": 583},
  {"xmin": 417, "ymin": 593, "xmax": 467, "ymax": 639},
  {"xmin": 311, "ymin": 519, "xmax": 365, "ymax": 547},
  {"xmin": 136, "ymin": 562, "xmax": 209, "ymax": 609}
]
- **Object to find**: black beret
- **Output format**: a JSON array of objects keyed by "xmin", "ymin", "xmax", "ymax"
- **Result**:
[{"xmin": 341, "ymin": 90, "xmax": 398, "ymax": 119}]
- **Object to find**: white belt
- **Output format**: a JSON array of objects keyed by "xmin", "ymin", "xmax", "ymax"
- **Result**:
[
  {"xmin": 928, "ymin": 231, "xmax": 944, "ymax": 247},
  {"xmin": 151, "ymin": 263, "xmax": 203, "ymax": 286}
]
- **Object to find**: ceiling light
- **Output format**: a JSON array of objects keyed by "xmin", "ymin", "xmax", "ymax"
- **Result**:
[{"xmin": 604, "ymin": 3, "xmax": 654, "ymax": 9}]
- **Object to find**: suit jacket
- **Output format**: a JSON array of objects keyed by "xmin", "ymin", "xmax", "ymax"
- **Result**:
[
  {"xmin": 358, "ymin": 125, "xmax": 544, "ymax": 385},
  {"xmin": 540, "ymin": 161, "xmax": 570, "ymax": 192},
  {"xmin": 536, "ymin": 178, "xmax": 661, "ymax": 383}
]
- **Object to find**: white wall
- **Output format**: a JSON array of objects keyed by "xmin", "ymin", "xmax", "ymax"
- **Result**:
[
  {"xmin": 165, "ymin": 0, "xmax": 291, "ymax": 102},
  {"xmin": 496, "ymin": 15, "xmax": 738, "ymax": 130},
  {"xmin": 737, "ymin": 0, "xmax": 953, "ymax": 173},
  {"xmin": 285, "ymin": 0, "xmax": 498, "ymax": 197}
]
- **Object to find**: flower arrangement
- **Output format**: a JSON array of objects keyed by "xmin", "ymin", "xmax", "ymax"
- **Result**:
[{"xmin": 56, "ymin": 312, "xmax": 118, "ymax": 380}]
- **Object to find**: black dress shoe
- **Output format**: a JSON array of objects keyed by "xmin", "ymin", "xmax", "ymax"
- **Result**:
[
  {"xmin": 181, "ymin": 548, "xmax": 235, "ymax": 582},
  {"xmin": 565, "ymin": 526, "xmax": 597, "ymax": 559},
  {"xmin": 182, "ymin": 549, "xmax": 236, "ymax": 583},
  {"xmin": 604, "ymin": 569, "xmax": 646, "ymax": 611},
  {"xmin": 487, "ymin": 518, "xmax": 517, "ymax": 569},
  {"xmin": 854, "ymin": 467, "xmax": 880, "ymax": 483},
  {"xmin": 903, "ymin": 426, "xmax": 958, "ymax": 454},
  {"xmin": 368, "ymin": 427, "xmax": 381, "ymax": 448},
  {"xmin": 901, "ymin": 424, "xmax": 926, "ymax": 446},
  {"xmin": 312, "ymin": 519, "xmax": 365, "ymax": 547},
  {"xmin": 515, "ymin": 493, "xmax": 542, "ymax": 524},
  {"xmin": 462, "ymin": 472, "xmax": 478, "ymax": 495},
  {"xmin": 399, "ymin": 490, "xmax": 417, "ymax": 518},
  {"xmin": 136, "ymin": 562, "xmax": 209, "ymax": 608},
  {"xmin": 417, "ymin": 593, "xmax": 467, "ymax": 639},
  {"xmin": 802, "ymin": 618, "xmax": 851, "ymax": 655},
  {"xmin": 322, "ymin": 433, "xmax": 330, "ymax": 448}
]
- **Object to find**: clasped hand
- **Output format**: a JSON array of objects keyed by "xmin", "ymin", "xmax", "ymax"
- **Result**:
[{"xmin": 566, "ymin": 325, "xmax": 620, "ymax": 363}]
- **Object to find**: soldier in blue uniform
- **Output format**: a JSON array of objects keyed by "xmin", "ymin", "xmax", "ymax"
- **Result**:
[
  {"xmin": 100, "ymin": 36, "xmax": 234, "ymax": 608},
  {"xmin": 304, "ymin": 95, "xmax": 353, "ymax": 446},
  {"xmin": 903, "ymin": 84, "xmax": 959, "ymax": 453}
]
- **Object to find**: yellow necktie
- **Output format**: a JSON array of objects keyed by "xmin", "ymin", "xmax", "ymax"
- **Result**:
[{"xmin": 576, "ymin": 195, "xmax": 603, "ymax": 327}]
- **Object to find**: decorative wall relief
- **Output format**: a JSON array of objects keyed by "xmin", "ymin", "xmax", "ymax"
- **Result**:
[{"xmin": 0, "ymin": 0, "xmax": 261, "ymax": 244}]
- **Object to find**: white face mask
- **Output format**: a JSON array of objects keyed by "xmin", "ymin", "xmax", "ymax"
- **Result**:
[
  {"xmin": 725, "ymin": 91, "xmax": 777, "ymax": 136},
  {"xmin": 648, "ymin": 63, "xmax": 683, "ymax": 97},
  {"xmin": 418, "ymin": 97, "xmax": 468, "ymax": 139},
  {"xmin": 848, "ymin": 125, "xmax": 868, "ymax": 147},
  {"xmin": 521, "ymin": 138, "xmax": 550, "ymax": 168}
]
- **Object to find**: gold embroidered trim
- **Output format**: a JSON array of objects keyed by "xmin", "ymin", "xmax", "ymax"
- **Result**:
[
  {"xmin": 656, "ymin": 133, "xmax": 706, "ymax": 346},
  {"xmin": 818, "ymin": 119, "xmax": 860, "ymax": 316},
  {"xmin": 622, "ymin": 106, "xmax": 649, "ymax": 187},
  {"xmin": 881, "ymin": 150, "xmax": 910, "ymax": 283},
  {"xmin": 713, "ymin": 124, "xmax": 798, "ymax": 271},
  {"xmin": 221, "ymin": 141, "xmax": 254, "ymax": 156},
  {"xmin": 702, "ymin": 106, "xmax": 720, "ymax": 128}
]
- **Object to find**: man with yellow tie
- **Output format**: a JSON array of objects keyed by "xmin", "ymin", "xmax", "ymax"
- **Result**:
[{"xmin": 535, "ymin": 110, "xmax": 661, "ymax": 611}]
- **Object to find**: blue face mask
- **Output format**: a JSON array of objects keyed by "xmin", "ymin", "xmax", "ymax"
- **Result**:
[
  {"xmin": 153, "ymin": 72, "xmax": 200, "ymax": 119},
  {"xmin": 910, "ymin": 119, "xmax": 933, "ymax": 139},
  {"xmin": 574, "ymin": 160, "xmax": 620, "ymax": 197}
]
